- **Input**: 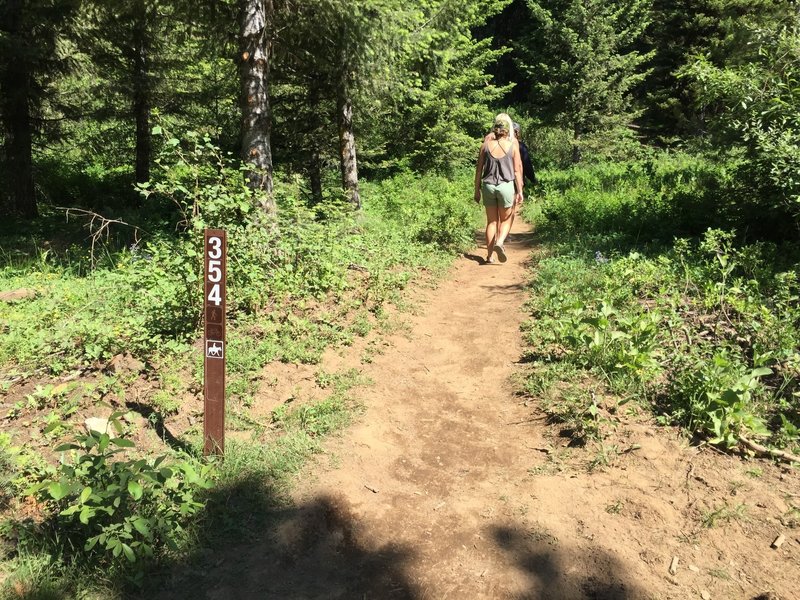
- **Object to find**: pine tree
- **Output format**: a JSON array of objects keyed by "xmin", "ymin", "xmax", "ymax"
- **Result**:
[
  {"xmin": 521, "ymin": 0, "xmax": 652, "ymax": 162},
  {"xmin": 274, "ymin": 0, "xmax": 418, "ymax": 208},
  {"xmin": 0, "ymin": 0, "xmax": 80, "ymax": 217},
  {"xmin": 640, "ymin": 0, "xmax": 785, "ymax": 140},
  {"xmin": 239, "ymin": 0, "xmax": 276, "ymax": 217},
  {"xmin": 383, "ymin": 0, "xmax": 511, "ymax": 174},
  {"xmin": 82, "ymin": 0, "xmax": 165, "ymax": 187}
]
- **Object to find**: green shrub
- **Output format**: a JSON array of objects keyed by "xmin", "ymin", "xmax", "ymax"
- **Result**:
[
  {"xmin": 526, "ymin": 125, "xmax": 573, "ymax": 170},
  {"xmin": 683, "ymin": 22, "xmax": 800, "ymax": 234},
  {"xmin": 527, "ymin": 152, "xmax": 755, "ymax": 244},
  {"xmin": 2, "ymin": 134, "xmax": 478, "ymax": 417},
  {"xmin": 416, "ymin": 201, "xmax": 476, "ymax": 252},
  {"xmin": 26, "ymin": 424, "xmax": 212, "ymax": 571},
  {"xmin": 521, "ymin": 158, "xmax": 800, "ymax": 452}
]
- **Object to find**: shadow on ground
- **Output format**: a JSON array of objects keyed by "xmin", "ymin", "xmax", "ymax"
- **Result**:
[
  {"xmin": 504, "ymin": 231, "xmax": 537, "ymax": 247},
  {"xmin": 480, "ymin": 281, "xmax": 528, "ymax": 294},
  {"xmin": 139, "ymin": 477, "xmax": 644, "ymax": 600},
  {"xmin": 141, "ymin": 480, "xmax": 419, "ymax": 600},
  {"xmin": 468, "ymin": 224, "xmax": 539, "ymax": 271},
  {"xmin": 126, "ymin": 401, "xmax": 195, "ymax": 455},
  {"xmin": 137, "ymin": 491, "xmax": 648, "ymax": 600},
  {"xmin": 462, "ymin": 252, "xmax": 487, "ymax": 265},
  {"xmin": 489, "ymin": 524, "xmax": 645, "ymax": 600}
]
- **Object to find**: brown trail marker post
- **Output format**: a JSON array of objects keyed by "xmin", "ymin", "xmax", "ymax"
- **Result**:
[{"xmin": 204, "ymin": 229, "xmax": 226, "ymax": 455}]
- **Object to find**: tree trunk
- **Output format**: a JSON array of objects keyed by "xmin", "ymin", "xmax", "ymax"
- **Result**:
[
  {"xmin": 337, "ymin": 84, "xmax": 360, "ymax": 210},
  {"xmin": 132, "ymin": 0, "xmax": 151, "ymax": 187},
  {"xmin": 240, "ymin": 0, "xmax": 276, "ymax": 217},
  {"xmin": 1, "ymin": 0, "xmax": 37, "ymax": 218}
]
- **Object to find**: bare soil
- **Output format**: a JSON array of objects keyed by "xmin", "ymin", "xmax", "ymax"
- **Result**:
[
  {"xmin": 164, "ymin": 220, "xmax": 800, "ymax": 599},
  {"xmin": 4, "ymin": 219, "xmax": 797, "ymax": 600},
  {"xmin": 122, "ymin": 221, "xmax": 800, "ymax": 600}
]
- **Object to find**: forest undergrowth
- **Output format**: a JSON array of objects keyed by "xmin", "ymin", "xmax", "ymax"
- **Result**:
[
  {"xmin": 0, "ymin": 136, "xmax": 479, "ymax": 598},
  {"xmin": 520, "ymin": 153, "xmax": 800, "ymax": 464},
  {"xmin": 2, "ymin": 142, "xmax": 800, "ymax": 597}
]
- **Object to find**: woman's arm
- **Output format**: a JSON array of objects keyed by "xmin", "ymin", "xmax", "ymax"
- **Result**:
[{"xmin": 474, "ymin": 144, "xmax": 485, "ymax": 203}]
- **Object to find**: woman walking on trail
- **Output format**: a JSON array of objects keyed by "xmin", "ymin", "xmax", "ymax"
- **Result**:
[{"xmin": 474, "ymin": 113, "xmax": 523, "ymax": 264}]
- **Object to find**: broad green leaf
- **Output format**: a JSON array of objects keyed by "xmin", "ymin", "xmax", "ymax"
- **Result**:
[
  {"xmin": 182, "ymin": 463, "xmax": 199, "ymax": 484},
  {"xmin": 43, "ymin": 421, "xmax": 62, "ymax": 434},
  {"xmin": 132, "ymin": 517, "xmax": 151, "ymax": 537},
  {"xmin": 47, "ymin": 482, "xmax": 70, "ymax": 501},
  {"xmin": 79, "ymin": 506, "xmax": 93, "ymax": 525},
  {"xmin": 122, "ymin": 543, "xmax": 136, "ymax": 562},
  {"xmin": 128, "ymin": 480, "xmax": 143, "ymax": 501},
  {"xmin": 23, "ymin": 482, "xmax": 47, "ymax": 496},
  {"xmin": 54, "ymin": 443, "xmax": 80, "ymax": 452},
  {"xmin": 751, "ymin": 367, "xmax": 772, "ymax": 378},
  {"xmin": 85, "ymin": 536, "xmax": 100, "ymax": 551}
]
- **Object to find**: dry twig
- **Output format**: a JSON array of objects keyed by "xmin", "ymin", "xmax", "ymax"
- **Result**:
[{"xmin": 56, "ymin": 207, "xmax": 144, "ymax": 267}]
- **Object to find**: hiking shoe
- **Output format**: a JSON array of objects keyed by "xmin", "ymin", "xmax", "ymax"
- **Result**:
[{"xmin": 494, "ymin": 244, "xmax": 507, "ymax": 263}]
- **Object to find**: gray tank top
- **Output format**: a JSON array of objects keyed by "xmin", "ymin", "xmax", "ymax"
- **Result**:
[{"xmin": 481, "ymin": 141, "xmax": 515, "ymax": 185}]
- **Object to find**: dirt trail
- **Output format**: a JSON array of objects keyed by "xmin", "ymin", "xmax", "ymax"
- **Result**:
[{"xmin": 197, "ymin": 220, "xmax": 798, "ymax": 600}]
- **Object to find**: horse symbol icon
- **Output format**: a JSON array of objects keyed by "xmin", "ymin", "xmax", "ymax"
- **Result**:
[{"xmin": 207, "ymin": 342, "xmax": 223, "ymax": 358}]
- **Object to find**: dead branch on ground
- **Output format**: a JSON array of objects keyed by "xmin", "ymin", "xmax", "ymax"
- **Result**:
[{"xmin": 739, "ymin": 435, "xmax": 800, "ymax": 464}]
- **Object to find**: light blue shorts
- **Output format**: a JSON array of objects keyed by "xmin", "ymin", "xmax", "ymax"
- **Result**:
[{"xmin": 481, "ymin": 180, "xmax": 515, "ymax": 209}]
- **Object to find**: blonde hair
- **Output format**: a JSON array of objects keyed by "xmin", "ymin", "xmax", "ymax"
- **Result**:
[{"xmin": 492, "ymin": 113, "xmax": 515, "ymax": 140}]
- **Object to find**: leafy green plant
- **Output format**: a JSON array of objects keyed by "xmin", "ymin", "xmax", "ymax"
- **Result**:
[
  {"xmin": 673, "ymin": 355, "xmax": 771, "ymax": 447},
  {"xmin": 520, "ymin": 155, "xmax": 800, "ymax": 454},
  {"xmin": 683, "ymin": 21, "xmax": 800, "ymax": 234},
  {"xmin": 541, "ymin": 386, "xmax": 608, "ymax": 445},
  {"xmin": 698, "ymin": 228, "xmax": 737, "ymax": 312},
  {"xmin": 26, "ymin": 422, "xmax": 212, "ymax": 570},
  {"xmin": 416, "ymin": 202, "xmax": 476, "ymax": 252},
  {"xmin": 0, "ymin": 434, "xmax": 20, "ymax": 509}
]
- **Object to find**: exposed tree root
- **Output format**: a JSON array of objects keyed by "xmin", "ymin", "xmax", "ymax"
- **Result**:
[{"xmin": 739, "ymin": 435, "xmax": 800, "ymax": 464}]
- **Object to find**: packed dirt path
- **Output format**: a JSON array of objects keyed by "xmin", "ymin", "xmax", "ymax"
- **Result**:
[{"xmin": 195, "ymin": 219, "xmax": 798, "ymax": 600}]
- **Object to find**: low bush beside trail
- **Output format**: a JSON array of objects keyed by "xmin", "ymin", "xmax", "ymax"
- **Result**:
[{"xmin": 521, "ymin": 153, "xmax": 800, "ymax": 458}]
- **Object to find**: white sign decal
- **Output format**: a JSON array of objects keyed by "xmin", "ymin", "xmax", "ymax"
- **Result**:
[{"xmin": 206, "ymin": 340, "xmax": 224, "ymax": 359}]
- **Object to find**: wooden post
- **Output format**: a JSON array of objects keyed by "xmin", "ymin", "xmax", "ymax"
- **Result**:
[{"xmin": 204, "ymin": 229, "xmax": 226, "ymax": 455}]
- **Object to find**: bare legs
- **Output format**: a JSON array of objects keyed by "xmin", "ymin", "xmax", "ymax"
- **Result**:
[
  {"xmin": 484, "ymin": 204, "xmax": 514, "ymax": 262},
  {"xmin": 495, "ymin": 205, "xmax": 514, "ymax": 248},
  {"xmin": 484, "ymin": 205, "xmax": 499, "ymax": 262}
]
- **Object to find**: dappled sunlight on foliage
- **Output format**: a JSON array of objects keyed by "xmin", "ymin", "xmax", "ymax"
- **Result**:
[{"xmin": 522, "ymin": 157, "xmax": 800, "ymax": 455}]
